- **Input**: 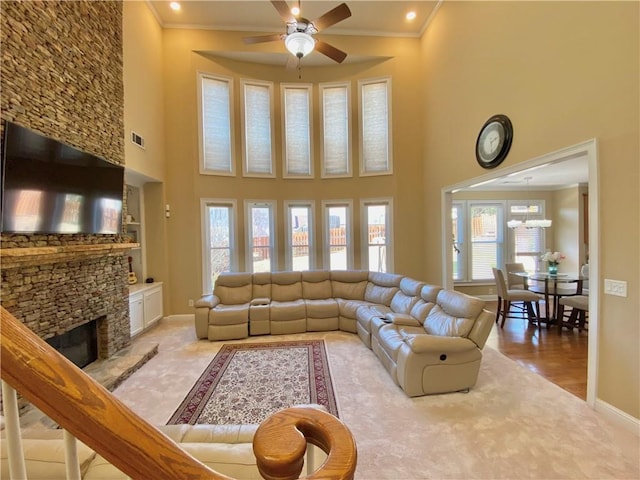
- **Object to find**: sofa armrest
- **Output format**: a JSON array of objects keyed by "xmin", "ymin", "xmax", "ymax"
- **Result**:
[
  {"xmin": 402, "ymin": 334, "xmax": 477, "ymax": 354},
  {"xmin": 158, "ymin": 424, "xmax": 258, "ymax": 444},
  {"xmin": 195, "ymin": 294, "xmax": 219, "ymax": 309},
  {"xmin": 385, "ymin": 312, "xmax": 421, "ymax": 327}
]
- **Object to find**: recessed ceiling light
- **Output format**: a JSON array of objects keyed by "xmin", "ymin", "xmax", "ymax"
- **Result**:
[
  {"xmin": 406, "ymin": 11, "xmax": 417, "ymax": 21},
  {"xmin": 291, "ymin": 6, "xmax": 300, "ymax": 16},
  {"xmin": 170, "ymin": 2, "xmax": 181, "ymax": 11}
]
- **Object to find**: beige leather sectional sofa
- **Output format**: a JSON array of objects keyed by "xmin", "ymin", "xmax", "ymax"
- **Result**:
[{"xmin": 195, "ymin": 270, "xmax": 494, "ymax": 397}]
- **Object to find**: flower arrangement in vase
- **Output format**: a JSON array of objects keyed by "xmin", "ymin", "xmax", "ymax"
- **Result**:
[{"xmin": 541, "ymin": 251, "xmax": 565, "ymax": 275}]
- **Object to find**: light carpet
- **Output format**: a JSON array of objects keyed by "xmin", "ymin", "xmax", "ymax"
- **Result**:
[
  {"xmin": 110, "ymin": 318, "xmax": 639, "ymax": 479},
  {"xmin": 167, "ymin": 339, "xmax": 338, "ymax": 425}
]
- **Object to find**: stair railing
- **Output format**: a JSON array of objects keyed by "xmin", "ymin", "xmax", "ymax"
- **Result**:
[{"xmin": 1, "ymin": 306, "xmax": 357, "ymax": 479}]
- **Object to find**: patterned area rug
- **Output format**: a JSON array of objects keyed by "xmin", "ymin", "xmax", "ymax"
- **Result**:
[{"xmin": 167, "ymin": 339, "xmax": 338, "ymax": 425}]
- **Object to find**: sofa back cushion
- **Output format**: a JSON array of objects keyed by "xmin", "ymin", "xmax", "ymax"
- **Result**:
[
  {"xmin": 271, "ymin": 271, "xmax": 303, "ymax": 302},
  {"xmin": 390, "ymin": 277, "xmax": 425, "ymax": 313},
  {"xmin": 409, "ymin": 299, "xmax": 436, "ymax": 324},
  {"xmin": 331, "ymin": 270, "xmax": 368, "ymax": 300},
  {"xmin": 423, "ymin": 290, "xmax": 485, "ymax": 337},
  {"xmin": 302, "ymin": 270, "xmax": 332, "ymax": 299},
  {"xmin": 364, "ymin": 272, "xmax": 402, "ymax": 305},
  {"xmin": 420, "ymin": 284, "xmax": 442, "ymax": 303},
  {"xmin": 252, "ymin": 272, "xmax": 272, "ymax": 299},
  {"xmin": 214, "ymin": 273, "xmax": 253, "ymax": 305}
]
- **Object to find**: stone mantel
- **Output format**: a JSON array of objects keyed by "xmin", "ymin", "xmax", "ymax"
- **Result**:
[{"xmin": 0, "ymin": 243, "xmax": 140, "ymax": 269}]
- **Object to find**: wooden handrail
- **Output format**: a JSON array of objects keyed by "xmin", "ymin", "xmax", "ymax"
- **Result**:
[
  {"xmin": 253, "ymin": 407, "xmax": 357, "ymax": 480},
  {"xmin": 0, "ymin": 306, "xmax": 231, "ymax": 479},
  {"xmin": 1, "ymin": 306, "xmax": 358, "ymax": 479}
]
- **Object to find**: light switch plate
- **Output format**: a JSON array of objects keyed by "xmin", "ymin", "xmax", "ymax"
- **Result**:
[{"xmin": 604, "ymin": 279, "xmax": 627, "ymax": 297}]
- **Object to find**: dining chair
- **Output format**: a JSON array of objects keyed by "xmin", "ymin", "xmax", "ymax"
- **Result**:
[
  {"xmin": 492, "ymin": 267, "xmax": 542, "ymax": 328},
  {"xmin": 505, "ymin": 262, "xmax": 527, "ymax": 290},
  {"xmin": 557, "ymin": 295, "xmax": 589, "ymax": 333}
]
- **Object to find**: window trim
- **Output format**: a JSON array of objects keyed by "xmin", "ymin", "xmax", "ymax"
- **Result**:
[
  {"xmin": 319, "ymin": 81, "xmax": 352, "ymax": 178},
  {"xmin": 360, "ymin": 198, "xmax": 394, "ymax": 273},
  {"xmin": 200, "ymin": 198, "xmax": 238, "ymax": 295},
  {"xmin": 244, "ymin": 200, "xmax": 277, "ymax": 272},
  {"xmin": 197, "ymin": 72, "xmax": 235, "ymax": 176},
  {"xmin": 240, "ymin": 78, "xmax": 276, "ymax": 178},
  {"xmin": 281, "ymin": 83, "xmax": 314, "ymax": 178},
  {"xmin": 358, "ymin": 76, "xmax": 393, "ymax": 177},
  {"xmin": 284, "ymin": 200, "xmax": 316, "ymax": 271},
  {"xmin": 321, "ymin": 200, "xmax": 354, "ymax": 270}
]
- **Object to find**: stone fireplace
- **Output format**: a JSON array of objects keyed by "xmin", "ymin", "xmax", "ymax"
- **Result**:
[{"xmin": 0, "ymin": 240, "xmax": 133, "ymax": 359}]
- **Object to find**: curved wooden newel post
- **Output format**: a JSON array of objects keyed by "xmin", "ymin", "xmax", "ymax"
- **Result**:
[
  {"xmin": 0, "ymin": 306, "xmax": 231, "ymax": 480},
  {"xmin": 253, "ymin": 407, "xmax": 357, "ymax": 480}
]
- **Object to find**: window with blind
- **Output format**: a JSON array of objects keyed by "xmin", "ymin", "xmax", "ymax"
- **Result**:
[
  {"xmin": 452, "ymin": 201, "xmax": 505, "ymax": 282},
  {"xmin": 282, "ymin": 84, "xmax": 313, "ymax": 178},
  {"xmin": 320, "ymin": 82, "xmax": 351, "ymax": 178},
  {"xmin": 198, "ymin": 73, "xmax": 234, "ymax": 175},
  {"xmin": 322, "ymin": 201, "xmax": 353, "ymax": 270},
  {"xmin": 359, "ymin": 77, "xmax": 392, "ymax": 176},
  {"xmin": 285, "ymin": 201, "xmax": 315, "ymax": 271},
  {"xmin": 361, "ymin": 199, "xmax": 393, "ymax": 273},
  {"xmin": 241, "ymin": 79, "xmax": 275, "ymax": 177},
  {"xmin": 245, "ymin": 201, "xmax": 276, "ymax": 272},
  {"xmin": 508, "ymin": 201, "xmax": 546, "ymax": 271},
  {"xmin": 200, "ymin": 199, "xmax": 237, "ymax": 294}
]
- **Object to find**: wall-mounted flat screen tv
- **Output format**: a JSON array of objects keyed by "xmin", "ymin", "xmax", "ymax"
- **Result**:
[{"xmin": 0, "ymin": 122, "xmax": 124, "ymax": 235}]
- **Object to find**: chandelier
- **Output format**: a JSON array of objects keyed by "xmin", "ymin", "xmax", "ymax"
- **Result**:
[{"xmin": 507, "ymin": 177, "xmax": 552, "ymax": 229}]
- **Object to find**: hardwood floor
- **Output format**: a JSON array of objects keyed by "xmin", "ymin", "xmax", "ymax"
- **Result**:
[{"xmin": 484, "ymin": 301, "xmax": 588, "ymax": 400}]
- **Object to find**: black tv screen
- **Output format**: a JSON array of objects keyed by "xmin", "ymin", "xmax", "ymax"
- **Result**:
[{"xmin": 0, "ymin": 122, "xmax": 124, "ymax": 235}]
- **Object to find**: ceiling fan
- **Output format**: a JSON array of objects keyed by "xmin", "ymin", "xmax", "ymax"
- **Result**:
[{"xmin": 243, "ymin": 1, "xmax": 352, "ymax": 64}]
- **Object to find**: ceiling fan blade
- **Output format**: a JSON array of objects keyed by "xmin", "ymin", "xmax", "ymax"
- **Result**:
[
  {"xmin": 271, "ymin": 0, "xmax": 295, "ymax": 23},
  {"xmin": 243, "ymin": 33, "xmax": 284, "ymax": 45},
  {"xmin": 311, "ymin": 3, "xmax": 351, "ymax": 32},
  {"xmin": 315, "ymin": 40, "xmax": 347, "ymax": 63}
]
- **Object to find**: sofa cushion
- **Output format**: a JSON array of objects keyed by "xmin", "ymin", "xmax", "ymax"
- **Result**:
[
  {"xmin": 331, "ymin": 270, "xmax": 368, "ymax": 300},
  {"xmin": 83, "ymin": 443, "xmax": 259, "ymax": 480},
  {"xmin": 420, "ymin": 284, "xmax": 442, "ymax": 303},
  {"xmin": 423, "ymin": 290, "xmax": 485, "ymax": 338},
  {"xmin": 252, "ymin": 272, "xmax": 272, "ymax": 300},
  {"xmin": 270, "ymin": 299, "xmax": 306, "ymax": 321},
  {"xmin": 210, "ymin": 304, "xmax": 250, "ymax": 325},
  {"xmin": 271, "ymin": 271, "xmax": 303, "ymax": 302},
  {"xmin": 214, "ymin": 273, "xmax": 253, "ymax": 305},
  {"xmin": 302, "ymin": 271, "xmax": 332, "ymax": 299},
  {"xmin": 1, "ymin": 439, "xmax": 96, "ymax": 480},
  {"xmin": 337, "ymin": 298, "xmax": 370, "ymax": 319},
  {"xmin": 305, "ymin": 298, "xmax": 339, "ymax": 318},
  {"xmin": 408, "ymin": 300, "xmax": 436, "ymax": 325},
  {"xmin": 364, "ymin": 283, "xmax": 398, "ymax": 306}
]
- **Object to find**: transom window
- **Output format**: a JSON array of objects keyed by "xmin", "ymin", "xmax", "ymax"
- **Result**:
[
  {"xmin": 320, "ymin": 82, "xmax": 351, "ymax": 178},
  {"xmin": 198, "ymin": 73, "xmax": 234, "ymax": 175},
  {"xmin": 359, "ymin": 77, "xmax": 392, "ymax": 176},
  {"xmin": 241, "ymin": 79, "xmax": 275, "ymax": 177},
  {"xmin": 281, "ymin": 84, "xmax": 313, "ymax": 178}
]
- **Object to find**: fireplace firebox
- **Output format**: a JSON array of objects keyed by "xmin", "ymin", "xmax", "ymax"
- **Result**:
[{"xmin": 46, "ymin": 317, "xmax": 101, "ymax": 368}]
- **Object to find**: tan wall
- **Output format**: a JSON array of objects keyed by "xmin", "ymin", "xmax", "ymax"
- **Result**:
[
  {"xmin": 161, "ymin": 29, "xmax": 426, "ymax": 309},
  {"xmin": 553, "ymin": 186, "xmax": 581, "ymax": 275},
  {"xmin": 421, "ymin": 1, "xmax": 639, "ymax": 417},
  {"xmin": 123, "ymin": 1, "xmax": 165, "ymax": 182}
]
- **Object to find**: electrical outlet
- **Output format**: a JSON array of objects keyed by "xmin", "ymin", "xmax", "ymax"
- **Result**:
[
  {"xmin": 188, "ymin": 299, "xmax": 194, "ymax": 307},
  {"xmin": 604, "ymin": 279, "xmax": 627, "ymax": 297}
]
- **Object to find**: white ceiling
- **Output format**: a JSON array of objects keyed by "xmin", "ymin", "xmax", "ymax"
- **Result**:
[
  {"xmin": 147, "ymin": 1, "xmax": 440, "ymax": 37},
  {"xmin": 146, "ymin": 0, "xmax": 588, "ymax": 189}
]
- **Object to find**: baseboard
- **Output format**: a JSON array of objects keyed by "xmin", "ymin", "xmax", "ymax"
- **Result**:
[
  {"xmin": 594, "ymin": 398, "xmax": 640, "ymax": 436},
  {"xmin": 164, "ymin": 314, "xmax": 195, "ymax": 322}
]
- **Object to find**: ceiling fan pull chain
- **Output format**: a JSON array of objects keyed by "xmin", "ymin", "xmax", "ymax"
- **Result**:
[{"xmin": 297, "ymin": 58, "xmax": 302, "ymax": 79}]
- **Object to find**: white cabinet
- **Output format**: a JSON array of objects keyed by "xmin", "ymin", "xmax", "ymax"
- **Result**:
[
  {"xmin": 143, "ymin": 284, "xmax": 163, "ymax": 327},
  {"xmin": 129, "ymin": 282, "xmax": 163, "ymax": 336},
  {"xmin": 129, "ymin": 292, "xmax": 144, "ymax": 337}
]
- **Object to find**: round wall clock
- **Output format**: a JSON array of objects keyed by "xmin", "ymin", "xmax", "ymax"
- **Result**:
[{"xmin": 475, "ymin": 114, "xmax": 513, "ymax": 169}]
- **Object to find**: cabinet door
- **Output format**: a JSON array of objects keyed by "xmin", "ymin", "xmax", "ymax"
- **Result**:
[
  {"xmin": 143, "ymin": 287, "xmax": 163, "ymax": 327},
  {"xmin": 129, "ymin": 295, "xmax": 144, "ymax": 336}
]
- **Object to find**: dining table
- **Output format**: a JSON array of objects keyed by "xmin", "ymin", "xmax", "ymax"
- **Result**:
[{"xmin": 511, "ymin": 271, "xmax": 586, "ymax": 328}]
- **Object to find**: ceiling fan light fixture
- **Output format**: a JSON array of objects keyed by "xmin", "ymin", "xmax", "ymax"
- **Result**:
[{"xmin": 285, "ymin": 32, "xmax": 315, "ymax": 58}]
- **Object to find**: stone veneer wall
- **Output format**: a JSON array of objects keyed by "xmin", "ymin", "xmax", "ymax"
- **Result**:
[{"xmin": 0, "ymin": 1, "xmax": 130, "ymax": 357}]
